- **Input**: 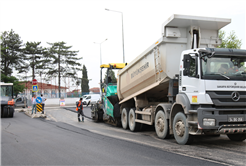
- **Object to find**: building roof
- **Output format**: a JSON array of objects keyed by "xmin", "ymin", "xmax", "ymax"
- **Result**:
[
  {"xmin": 90, "ymin": 87, "xmax": 100, "ymax": 93},
  {"xmin": 21, "ymin": 81, "xmax": 68, "ymax": 90}
]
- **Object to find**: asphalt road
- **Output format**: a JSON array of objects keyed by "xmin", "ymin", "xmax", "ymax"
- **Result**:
[
  {"xmin": 2, "ymin": 109, "xmax": 226, "ymax": 166},
  {"xmin": 48, "ymin": 106, "xmax": 246, "ymax": 166}
]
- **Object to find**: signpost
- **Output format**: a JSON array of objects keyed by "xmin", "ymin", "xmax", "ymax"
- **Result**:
[
  {"xmin": 32, "ymin": 85, "xmax": 39, "ymax": 92},
  {"xmin": 36, "ymin": 97, "xmax": 42, "ymax": 104},
  {"xmin": 36, "ymin": 97, "xmax": 43, "ymax": 112},
  {"xmin": 32, "ymin": 79, "xmax": 38, "ymax": 92},
  {"xmin": 32, "ymin": 79, "xmax": 37, "ymax": 85}
]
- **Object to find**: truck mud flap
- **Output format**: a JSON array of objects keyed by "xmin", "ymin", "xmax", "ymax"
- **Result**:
[{"xmin": 113, "ymin": 103, "xmax": 121, "ymax": 118}]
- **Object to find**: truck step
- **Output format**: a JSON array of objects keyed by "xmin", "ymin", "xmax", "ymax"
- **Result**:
[
  {"xmin": 135, "ymin": 110, "xmax": 151, "ymax": 115},
  {"xmin": 188, "ymin": 121, "xmax": 198, "ymax": 125},
  {"xmin": 135, "ymin": 119, "xmax": 152, "ymax": 125},
  {"xmin": 188, "ymin": 110, "xmax": 197, "ymax": 113}
]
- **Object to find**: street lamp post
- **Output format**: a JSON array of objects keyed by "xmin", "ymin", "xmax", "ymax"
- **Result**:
[
  {"xmin": 94, "ymin": 39, "xmax": 107, "ymax": 65},
  {"xmin": 105, "ymin": 8, "xmax": 125, "ymax": 63}
]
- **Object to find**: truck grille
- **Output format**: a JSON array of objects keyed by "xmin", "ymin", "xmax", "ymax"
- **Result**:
[{"xmin": 206, "ymin": 91, "xmax": 246, "ymax": 106}]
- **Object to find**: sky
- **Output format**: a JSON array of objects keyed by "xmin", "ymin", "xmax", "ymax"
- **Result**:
[{"xmin": 1, "ymin": 0, "xmax": 245, "ymax": 91}]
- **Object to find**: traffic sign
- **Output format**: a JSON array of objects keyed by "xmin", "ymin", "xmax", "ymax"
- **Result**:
[
  {"xmin": 32, "ymin": 85, "xmax": 39, "ymax": 92},
  {"xmin": 36, "ymin": 104, "xmax": 43, "ymax": 112},
  {"xmin": 32, "ymin": 79, "xmax": 38, "ymax": 85},
  {"xmin": 36, "ymin": 97, "xmax": 42, "ymax": 104},
  {"xmin": 60, "ymin": 99, "xmax": 65, "ymax": 106}
]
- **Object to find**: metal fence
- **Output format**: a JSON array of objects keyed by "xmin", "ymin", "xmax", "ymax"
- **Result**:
[{"xmin": 16, "ymin": 92, "xmax": 100, "ymax": 98}]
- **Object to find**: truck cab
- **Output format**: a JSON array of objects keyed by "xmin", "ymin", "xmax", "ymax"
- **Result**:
[
  {"xmin": 180, "ymin": 48, "xmax": 246, "ymax": 135},
  {"xmin": 0, "ymin": 82, "xmax": 15, "ymax": 118}
]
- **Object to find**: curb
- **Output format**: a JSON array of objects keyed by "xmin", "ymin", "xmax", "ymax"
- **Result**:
[{"xmin": 17, "ymin": 108, "xmax": 47, "ymax": 119}]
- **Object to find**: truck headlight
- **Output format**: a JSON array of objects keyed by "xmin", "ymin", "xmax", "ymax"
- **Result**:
[{"xmin": 203, "ymin": 118, "xmax": 215, "ymax": 126}]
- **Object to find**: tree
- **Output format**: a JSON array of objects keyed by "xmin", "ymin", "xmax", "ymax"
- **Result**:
[
  {"xmin": 104, "ymin": 69, "xmax": 117, "ymax": 83},
  {"xmin": 218, "ymin": 30, "xmax": 242, "ymax": 49},
  {"xmin": 81, "ymin": 65, "xmax": 89, "ymax": 95},
  {"xmin": 23, "ymin": 41, "xmax": 49, "ymax": 80},
  {"xmin": 1, "ymin": 29, "xmax": 27, "ymax": 76},
  {"xmin": 0, "ymin": 73, "xmax": 25, "ymax": 96},
  {"xmin": 47, "ymin": 41, "xmax": 81, "ymax": 98}
]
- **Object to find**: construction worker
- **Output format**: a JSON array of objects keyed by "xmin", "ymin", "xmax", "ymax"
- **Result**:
[
  {"xmin": 31, "ymin": 94, "xmax": 37, "ymax": 114},
  {"xmin": 41, "ymin": 94, "xmax": 47, "ymax": 114},
  {"xmin": 77, "ymin": 98, "xmax": 84, "ymax": 122}
]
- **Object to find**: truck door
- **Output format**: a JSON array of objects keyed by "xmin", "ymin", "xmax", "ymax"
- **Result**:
[
  {"xmin": 181, "ymin": 54, "xmax": 201, "ymax": 103},
  {"xmin": 15, "ymin": 97, "xmax": 23, "ymax": 107}
]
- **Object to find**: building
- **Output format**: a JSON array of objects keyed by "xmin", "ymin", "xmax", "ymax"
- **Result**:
[
  {"xmin": 89, "ymin": 87, "xmax": 100, "ymax": 94},
  {"xmin": 21, "ymin": 81, "xmax": 68, "ymax": 98}
]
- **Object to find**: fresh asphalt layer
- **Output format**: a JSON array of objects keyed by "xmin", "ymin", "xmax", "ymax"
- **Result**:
[
  {"xmin": 1, "ymin": 111, "xmax": 225, "ymax": 166},
  {"xmin": 48, "ymin": 106, "xmax": 246, "ymax": 166}
]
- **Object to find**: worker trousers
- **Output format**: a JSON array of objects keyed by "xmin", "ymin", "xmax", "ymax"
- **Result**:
[{"xmin": 78, "ymin": 109, "xmax": 84, "ymax": 121}]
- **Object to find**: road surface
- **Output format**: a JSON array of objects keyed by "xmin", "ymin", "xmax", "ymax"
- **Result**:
[{"xmin": 2, "ymin": 106, "xmax": 245, "ymax": 165}]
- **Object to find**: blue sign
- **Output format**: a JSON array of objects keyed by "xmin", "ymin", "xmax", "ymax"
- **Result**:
[
  {"xmin": 36, "ymin": 97, "xmax": 42, "ymax": 104},
  {"xmin": 32, "ymin": 85, "xmax": 39, "ymax": 92}
]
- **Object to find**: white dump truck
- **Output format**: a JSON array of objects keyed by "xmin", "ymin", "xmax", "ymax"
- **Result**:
[{"xmin": 116, "ymin": 14, "xmax": 246, "ymax": 144}]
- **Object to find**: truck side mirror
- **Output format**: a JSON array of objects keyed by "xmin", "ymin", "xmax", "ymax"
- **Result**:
[{"xmin": 183, "ymin": 54, "xmax": 191, "ymax": 76}]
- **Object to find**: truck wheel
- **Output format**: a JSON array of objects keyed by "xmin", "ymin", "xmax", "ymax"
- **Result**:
[
  {"xmin": 95, "ymin": 111, "xmax": 99, "ymax": 121},
  {"xmin": 9, "ymin": 109, "xmax": 14, "ymax": 118},
  {"xmin": 173, "ymin": 112, "xmax": 193, "ymax": 145},
  {"xmin": 155, "ymin": 110, "xmax": 170, "ymax": 139},
  {"xmin": 3, "ymin": 107, "xmax": 8, "ymax": 118},
  {"xmin": 98, "ymin": 110, "xmax": 103, "ymax": 121},
  {"xmin": 227, "ymin": 134, "xmax": 246, "ymax": 141},
  {"xmin": 128, "ymin": 108, "xmax": 141, "ymax": 132},
  {"xmin": 121, "ymin": 108, "xmax": 129, "ymax": 129},
  {"xmin": 115, "ymin": 117, "xmax": 122, "ymax": 127},
  {"xmin": 0, "ymin": 107, "xmax": 3, "ymax": 118}
]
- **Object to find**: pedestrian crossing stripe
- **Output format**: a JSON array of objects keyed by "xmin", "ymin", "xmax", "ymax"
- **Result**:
[{"xmin": 36, "ymin": 104, "xmax": 43, "ymax": 112}]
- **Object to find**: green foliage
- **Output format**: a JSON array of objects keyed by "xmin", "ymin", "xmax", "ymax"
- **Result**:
[
  {"xmin": 81, "ymin": 65, "xmax": 89, "ymax": 93},
  {"xmin": 104, "ymin": 69, "xmax": 117, "ymax": 83},
  {"xmin": 23, "ymin": 41, "xmax": 49, "ymax": 80},
  {"xmin": 46, "ymin": 41, "xmax": 81, "ymax": 97},
  {"xmin": 218, "ymin": 30, "xmax": 242, "ymax": 49},
  {"xmin": 1, "ymin": 29, "xmax": 27, "ymax": 76},
  {"xmin": 0, "ymin": 73, "xmax": 25, "ymax": 95}
]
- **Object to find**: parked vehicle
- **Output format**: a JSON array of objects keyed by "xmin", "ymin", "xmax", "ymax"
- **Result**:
[
  {"xmin": 91, "ymin": 14, "xmax": 246, "ymax": 144},
  {"xmin": 76, "ymin": 95, "xmax": 89, "ymax": 106},
  {"xmin": 83, "ymin": 94, "xmax": 100, "ymax": 106},
  {"xmin": 14, "ymin": 96, "xmax": 28, "ymax": 108},
  {"xmin": 0, "ymin": 82, "xmax": 15, "ymax": 118}
]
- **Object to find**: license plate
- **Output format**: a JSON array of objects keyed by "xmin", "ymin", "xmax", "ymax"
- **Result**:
[{"xmin": 228, "ymin": 117, "xmax": 244, "ymax": 122}]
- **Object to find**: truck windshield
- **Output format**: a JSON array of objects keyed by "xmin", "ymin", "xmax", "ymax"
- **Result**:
[
  {"xmin": 1, "ymin": 85, "xmax": 13, "ymax": 97},
  {"xmin": 201, "ymin": 55, "xmax": 246, "ymax": 80}
]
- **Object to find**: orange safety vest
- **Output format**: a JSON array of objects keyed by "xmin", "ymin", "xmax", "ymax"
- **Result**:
[{"xmin": 76, "ymin": 101, "xmax": 83, "ymax": 111}]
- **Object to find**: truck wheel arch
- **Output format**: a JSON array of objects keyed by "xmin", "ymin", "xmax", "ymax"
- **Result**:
[
  {"xmin": 175, "ymin": 93, "xmax": 191, "ymax": 114},
  {"xmin": 155, "ymin": 103, "xmax": 172, "ymax": 118}
]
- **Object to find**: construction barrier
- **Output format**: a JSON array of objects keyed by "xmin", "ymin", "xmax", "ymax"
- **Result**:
[{"xmin": 36, "ymin": 104, "xmax": 43, "ymax": 112}]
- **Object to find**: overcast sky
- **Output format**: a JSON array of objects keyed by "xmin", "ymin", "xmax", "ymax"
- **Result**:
[{"xmin": 1, "ymin": 0, "xmax": 245, "ymax": 91}]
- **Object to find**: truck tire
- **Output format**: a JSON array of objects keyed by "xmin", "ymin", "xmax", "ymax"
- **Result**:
[
  {"xmin": 0, "ymin": 107, "xmax": 3, "ymax": 118},
  {"xmin": 121, "ymin": 108, "xmax": 129, "ymax": 129},
  {"xmin": 128, "ymin": 108, "xmax": 141, "ymax": 132},
  {"xmin": 155, "ymin": 110, "xmax": 170, "ymax": 139},
  {"xmin": 95, "ymin": 111, "xmax": 99, "ymax": 122},
  {"xmin": 227, "ymin": 134, "xmax": 246, "ymax": 141},
  {"xmin": 2, "ymin": 109, "xmax": 7, "ymax": 118},
  {"xmin": 173, "ymin": 112, "xmax": 193, "ymax": 145},
  {"xmin": 9, "ymin": 109, "xmax": 14, "ymax": 118}
]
